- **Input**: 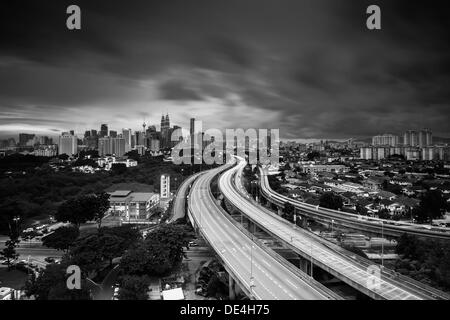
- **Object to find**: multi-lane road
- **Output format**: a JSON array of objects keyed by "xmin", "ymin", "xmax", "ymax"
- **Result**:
[
  {"xmin": 169, "ymin": 172, "xmax": 203, "ymax": 223},
  {"xmin": 218, "ymin": 158, "xmax": 449, "ymax": 300},
  {"xmin": 188, "ymin": 164, "xmax": 335, "ymax": 300}
]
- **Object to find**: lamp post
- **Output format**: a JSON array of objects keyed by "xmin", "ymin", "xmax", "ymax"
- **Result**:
[
  {"xmin": 381, "ymin": 220, "xmax": 384, "ymax": 268},
  {"xmin": 310, "ymin": 239, "xmax": 314, "ymax": 279},
  {"xmin": 250, "ymin": 235, "xmax": 255, "ymax": 298}
]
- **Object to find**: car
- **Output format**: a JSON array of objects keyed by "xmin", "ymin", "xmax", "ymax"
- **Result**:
[
  {"xmin": 44, "ymin": 257, "xmax": 56, "ymax": 263},
  {"xmin": 189, "ymin": 241, "xmax": 198, "ymax": 247}
]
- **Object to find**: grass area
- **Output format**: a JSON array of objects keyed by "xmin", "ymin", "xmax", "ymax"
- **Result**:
[{"xmin": 0, "ymin": 267, "xmax": 29, "ymax": 289}]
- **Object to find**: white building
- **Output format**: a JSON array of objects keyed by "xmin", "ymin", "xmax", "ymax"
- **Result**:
[
  {"xmin": 160, "ymin": 174, "xmax": 170, "ymax": 199},
  {"xmin": 58, "ymin": 133, "xmax": 77, "ymax": 156}
]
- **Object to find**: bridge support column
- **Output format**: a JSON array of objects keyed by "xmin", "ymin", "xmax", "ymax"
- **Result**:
[
  {"xmin": 229, "ymin": 277, "xmax": 236, "ymax": 300},
  {"xmin": 277, "ymin": 207, "xmax": 282, "ymax": 216}
]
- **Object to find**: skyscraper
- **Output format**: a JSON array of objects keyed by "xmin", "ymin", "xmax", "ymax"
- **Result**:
[
  {"xmin": 122, "ymin": 128, "xmax": 132, "ymax": 152},
  {"xmin": 418, "ymin": 128, "xmax": 432, "ymax": 147},
  {"xmin": 160, "ymin": 113, "xmax": 171, "ymax": 148},
  {"xmin": 19, "ymin": 133, "xmax": 35, "ymax": 146},
  {"xmin": 111, "ymin": 137, "xmax": 126, "ymax": 157},
  {"xmin": 109, "ymin": 130, "xmax": 117, "ymax": 138},
  {"xmin": 190, "ymin": 118, "xmax": 195, "ymax": 136},
  {"xmin": 100, "ymin": 124, "xmax": 108, "ymax": 137},
  {"xmin": 403, "ymin": 130, "xmax": 418, "ymax": 146},
  {"xmin": 372, "ymin": 134, "xmax": 399, "ymax": 146},
  {"xmin": 58, "ymin": 133, "xmax": 77, "ymax": 155},
  {"xmin": 98, "ymin": 137, "xmax": 111, "ymax": 156}
]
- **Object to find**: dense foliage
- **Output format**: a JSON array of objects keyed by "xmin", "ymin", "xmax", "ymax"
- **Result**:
[{"xmin": 395, "ymin": 234, "xmax": 450, "ymax": 291}]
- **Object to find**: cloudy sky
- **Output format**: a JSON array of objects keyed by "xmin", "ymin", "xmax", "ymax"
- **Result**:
[{"xmin": 0, "ymin": 0, "xmax": 449, "ymax": 140}]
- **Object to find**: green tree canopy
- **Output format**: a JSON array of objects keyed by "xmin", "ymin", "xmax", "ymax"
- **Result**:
[
  {"xmin": 319, "ymin": 192, "xmax": 343, "ymax": 210},
  {"xmin": 42, "ymin": 226, "xmax": 80, "ymax": 252}
]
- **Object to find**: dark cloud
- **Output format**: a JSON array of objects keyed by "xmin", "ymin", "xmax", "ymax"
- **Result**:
[
  {"xmin": 158, "ymin": 80, "xmax": 204, "ymax": 101},
  {"xmin": 0, "ymin": 0, "xmax": 448, "ymax": 138}
]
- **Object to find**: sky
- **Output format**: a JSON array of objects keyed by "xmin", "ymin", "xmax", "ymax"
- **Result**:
[{"xmin": 0, "ymin": 0, "xmax": 449, "ymax": 140}]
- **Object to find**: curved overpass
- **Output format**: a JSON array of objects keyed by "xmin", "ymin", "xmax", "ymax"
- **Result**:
[
  {"xmin": 219, "ymin": 158, "xmax": 450, "ymax": 300},
  {"xmin": 187, "ymin": 164, "xmax": 334, "ymax": 300},
  {"xmin": 259, "ymin": 167, "xmax": 450, "ymax": 240}
]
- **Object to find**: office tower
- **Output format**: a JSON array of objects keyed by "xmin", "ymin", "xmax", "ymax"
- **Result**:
[
  {"xmin": 190, "ymin": 118, "xmax": 195, "ymax": 136},
  {"xmin": 160, "ymin": 174, "xmax": 170, "ymax": 199},
  {"xmin": 58, "ymin": 133, "xmax": 78, "ymax": 155},
  {"xmin": 111, "ymin": 137, "xmax": 126, "ymax": 157},
  {"xmin": 122, "ymin": 128, "xmax": 132, "ymax": 152},
  {"xmin": 150, "ymin": 139, "xmax": 160, "ymax": 152},
  {"xmin": 372, "ymin": 134, "xmax": 399, "ymax": 147},
  {"xmin": 84, "ymin": 130, "xmax": 91, "ymax": 138},
  {"xmin": 91, "ymin": 129, "xmax": 97, "ymax": 137},
  {"xmin": 162, "ymin": 114, "xmax": 172, "ymax": 148},
  {"xmin": 19, "ymin": 133, "xmax": 35, "ymax": 146},
  {"xmin": 100, "ymin": 124, "xmax": 108, "ymax": 137},
  {"xmin": 69, "ymin": 130, "xmax": 75, "ymax": 136},
  {"xmin": 98, "ymin": 137, "xmax": 111, "ymax": 156},
  {"xmin": 109, "ymin": 130, "xmax": 117, "ymax": 138}
]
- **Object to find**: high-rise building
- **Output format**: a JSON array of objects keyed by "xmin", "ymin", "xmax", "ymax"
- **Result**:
[
  {"xmin": 418, "ymin": 128, "xmax": 432, "ymax": 147},
  {"xmin": 372, "ymin": 134, "xmax": 399, "ymax": 147},
  {"xmin": 403, "ymin": 130, "xmax": 418, "ymax": 146},
  {"xmin": 109, "ymin": 130, "xmax": 117, "ymax": 138},
  {"xmin": 111, "ymin": 137, "xmax": 126, "ymax": 157},
  {"xmin": 69, "ymin": 130, "xmax": 75, "ymax": 136},
  {"xmin": 150, "ymin": 139, "xmax": 160, "ymax": 152},
  {"xmin": 122, "ymin": 128, "xmax": 132, "ymax": 152},
  {"xmin": 19, "ymin": 133, "xmax": 35, "ymax": 146},
  {"xmin": 190, "ymin": 118, "xmax": 195, "ymax": 136},
  {"xmin": 98, "ymin": 137, "xmax": 111, "ymax": 156},
  {"xmin": 160, "ymin": 113, "xmax": 171, "ymax": 148},
  {"xmin": 58, "ymin": 133, "xmax": 77, "ymax": 156},
  {"xmin": 100, "ymin": 124, "xmax": 108, "ymax": 138}
]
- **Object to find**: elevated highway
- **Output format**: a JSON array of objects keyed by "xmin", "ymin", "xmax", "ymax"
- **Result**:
[
  {"xmin": 187, "ymin": 164, "xmax": 336, "ymax": 300},
  {"xmin": 218, "ymin": 158, "xmax": 449, "ymax": 300},
  {"xmin": 259, "ymin": 167, "xmax": 450, "ymax": 240}
]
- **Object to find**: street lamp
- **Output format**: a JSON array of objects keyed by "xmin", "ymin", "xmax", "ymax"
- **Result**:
[
  {"xmin": 331, "ymin": 219, "xmax": 335, "ymax": 233},
  {"xmin": 250, "ymin": 236, "xmax": 255, "ymax": 298},
  {"xmin": 378, "ymin": 220, "xmax": 384, "ymax": 268},
  {"xmin": 310, "ymin": 239, "xmax": 314, "ymax": 279}
]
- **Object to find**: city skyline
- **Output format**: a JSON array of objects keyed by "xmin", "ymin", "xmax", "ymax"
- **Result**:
[{"xmin": 0, "ymin": 0, "xmax": 449, "ymax": 140}]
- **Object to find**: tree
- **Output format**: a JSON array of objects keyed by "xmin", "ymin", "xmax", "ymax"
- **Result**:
[
  {"xmin": 111, "ymin": 163, "xmax": 127, "ymax": 174},
  {"xmin": 120, "ymin": 242, "xmax": 172, "ymax": 276},
  {"xmin": 24, "ymin": 261, "xmax": 91, "ymax": 300},
  {"xmin": 283, "ymin": 202, "xmax": 295, "ymax": 222},
  {"xmin": 118, "ymin": 275, "xmax": 150, "ymax": 300},
  {"xmin": 69, "ymin": 232, "xmax": 129, "ymax": 274},
  {"xmin": 0, "ymin": 238, "xmax": 19, "ymax": 270},
  {"xmin": 55, "ymin": 196, "xmax": 95, "ymax": 228},
  {"xmin": 306, "ymin": 151, "xmax": 321, "ymax": 161},
  {"xmin": 100, "ymin": 225, "xmax": 142, "ymax": 249},
  {"xmin": 42, "ymin": 226, "xmax": 79, "ymax": 252},
  {"xmin": 120, "ymin": 224, "xmax": 193, "ymax": 277},
  {"xmin": 419, "ymin": 190, "xmax": 447, "ymax": 221},
  {"xmin": 319, "ymin": 192, "xmax": 343, "ymax": 210},
  {"xmin": 55, "ymin": 193, "xmax": 110, "ymax": 229},
  {"xmin": 93, "ymin": 192, "xmax": 110, "ymax": 229}
]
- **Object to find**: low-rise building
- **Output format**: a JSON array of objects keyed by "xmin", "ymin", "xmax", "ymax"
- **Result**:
[{"xmin": 109, "ymin": 190, "xmax": 160, "ymax": 221}]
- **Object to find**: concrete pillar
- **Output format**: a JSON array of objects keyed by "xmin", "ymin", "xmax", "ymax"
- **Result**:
[
  {"xmin": 229, "ymin": 277, "xmax": 236, "ymax": 300},
  {"xmin": 277, "ymin": 207, "xmax": 282, "ymax": 216}
]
